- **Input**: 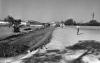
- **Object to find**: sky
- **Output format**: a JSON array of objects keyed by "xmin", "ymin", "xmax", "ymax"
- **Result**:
[{"xmin": 0, "ymin": 0, "xmax": 100, "ymax": 22}]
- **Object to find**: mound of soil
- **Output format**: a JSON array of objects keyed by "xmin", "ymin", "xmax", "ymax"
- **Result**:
[{"xmin": 66, "ymin": 40, "xmax": 100, "ymax": 51}]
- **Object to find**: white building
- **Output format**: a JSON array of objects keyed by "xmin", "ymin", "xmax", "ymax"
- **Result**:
[
  {"xmin": 0, "ymin": 21, "xmax": 9, "ymax": 25},
  {"xmin": 21, "ymin": 21, "xmax": 27, "ymax": 25}
]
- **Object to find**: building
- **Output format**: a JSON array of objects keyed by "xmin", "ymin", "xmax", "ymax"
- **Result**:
[{"xmin": 0, "ymin": 21, "xmax": 9, "ymax": 25}]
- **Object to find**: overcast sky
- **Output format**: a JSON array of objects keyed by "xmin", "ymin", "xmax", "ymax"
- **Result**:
[{"xmin": 0, "ymin": 0, "xmax": 100, "ymax": 22}]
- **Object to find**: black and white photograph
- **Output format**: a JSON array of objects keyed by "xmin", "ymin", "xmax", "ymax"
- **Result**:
[{"xmin": 0, "ymin": 0, "xmax": 100, "ymax": 63}]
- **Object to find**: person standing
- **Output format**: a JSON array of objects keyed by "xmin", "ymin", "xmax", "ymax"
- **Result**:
[{"xmin": 76, "ymin": 25, "xmax": 80, "ymax": 35}]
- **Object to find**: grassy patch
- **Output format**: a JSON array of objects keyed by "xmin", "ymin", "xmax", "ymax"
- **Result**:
[
  {"xmin": 0, "ymin": 43, "xmax": 29, "ymax": 57},
  {"xmin": 0, "ymin": 26, "xmax": 54, "ymax": 58}
]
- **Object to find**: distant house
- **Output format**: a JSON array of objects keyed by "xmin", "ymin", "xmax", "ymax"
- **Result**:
[
  {"xmin": 0, "ymin": 21, "xmax": 9, "ymax": 25},
  {"xmin": 28, "ymin": 20, "xmax": 42, "ymax": 24},
  {"xmin": 50, "ymin": 22, "xmax": 56, "ymax": 26},
  {"xmin": 21, "ymin": 21, "xmax": 27, "ymax": 25},
  {"xmin": 21, "ymin": 20, "xmax": 51, "ymax": 28},
  {"xmin": 49, "ymin": 22, "xmax": 61, "ymax": 27},
  {"xmin": 27, "ymin": 21, "xmax": 44, "ymax": 28}
]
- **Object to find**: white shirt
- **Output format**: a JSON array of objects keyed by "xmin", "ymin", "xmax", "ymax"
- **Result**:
[{"xmin": 76, "ymin": 26, "xmax": 80, "ymax": 28}]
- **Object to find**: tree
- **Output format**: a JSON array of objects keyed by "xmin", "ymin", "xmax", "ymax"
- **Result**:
[
  {"xmin": 64, "ymin": 19, "xmax": 76, "ymax": 25},
  {"xmin": 4, "ymin": 16, "xmax": 21, "ymax": 33},
  {"xmin": 4, "ymin": 15, "xmax": 15, "ymax": 27},
  {"xmin": 13, "ymin": 19, "xmax": 21, "ymax": 33},
  {"xmin": 87, "ymin": 20, "xmax": 100, "ymax": 26}
]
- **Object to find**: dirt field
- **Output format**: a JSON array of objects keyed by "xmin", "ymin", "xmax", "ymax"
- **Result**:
[{"xmin": 0, "ymin": 26, "xmax": 13, "ymax": 38}]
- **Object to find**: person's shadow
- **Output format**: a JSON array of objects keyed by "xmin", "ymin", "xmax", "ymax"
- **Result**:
[{"xmin": 77, "ymin": 33, "xmax": 84, "ymax": 35}]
